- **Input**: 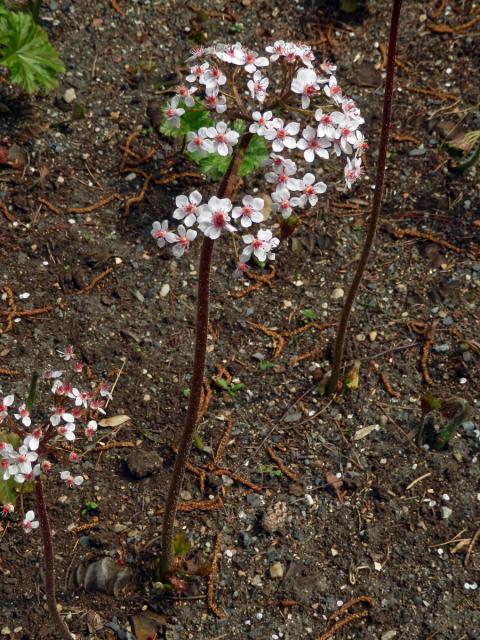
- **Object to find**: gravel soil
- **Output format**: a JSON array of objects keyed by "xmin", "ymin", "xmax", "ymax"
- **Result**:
[{"xmin": 0, "ymin": 1, "xmax": 479, "ymax": 639}]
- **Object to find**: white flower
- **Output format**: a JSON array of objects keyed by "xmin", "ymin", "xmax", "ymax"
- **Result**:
[
  {"xmin": 351, "ymin": 130, "xmax": 368, "ymax": 153},
  {"xmin": 297, "ymin": 44, "xmax": 315, "ymax": 68},
  {"xmin": 198, "ymin": 197, "xmax": 235, "ymax": 239},
  {"xmin": 264, "ymin": 118, "xmax": 300, "ymax": 153},
  {"xmin": 268, "ymin": 154, "xmax": 297, "ymax": 174},
  {"xmin": 243, "ymin": 49, "xmax": 269, "ymax": 74},
  {"xmin": 291, "ymin": 68, "xmax": 320, "ymax": 109},
  {"xmin": 72, "ymin": 388, "xmax": 91, "ymax": 408},
  {"xmin": 315, "ymin": 109, "xmax": 337, "ymax": 139},
  {"xmin": 216, "ymin": 42, "xmax": 245, "ymax": 65},
  {"xmin": 23, "ymin": 510, "xmax": 39, "ymax": 533},
  {"xmin": 60, "ymin": 470, "xmax": 84, "ymax": 488},
  {"xmin": 0, "ymin": 394, "xmax": 14, "ymax": 423},
  {"xmin": 173, "ymin": 190, "xmax": 202, "ymax": 227},
  {"xmin": 85, "ymin": 420, "xmax": 97, "ymax": 440},
  {"xmin": 249, "ymin": 111, "xmax": 273, "ymax": 136},
  {"xmin": 265, "ymin": 40, "xmax": 286, "ymax": 61},
  {"xmin": 333, "ymin": 115, "xmax": 361, "ymax": 154},
  {"xmin": 57, "ymin": 422, "xmax": 76, "ymax": 442},
  {"xmin": 241, "ymin": 229, "xmax": 279, "ymax": 262},
  {"xmin": 186, "ymin": 129, "xmax": 214, "ymax": 156},
  {"xmin": 232, "ymin": 196, "xmax": 264, "ymax": 228},
  {"xmin": 13, "ymin": 404, "xmax": 32, "ymax": 427},
  {"xmin": 175, "ymin": 84, "xmax": 197, "ymax": 107},
  {"xmin": 24, "ymin": 428, "xmax": 42, "ymax": 452},
  {"xmin": 186, "ymin": 62, "xmax": 210, "ymax": 83},
  {"xmin": 288, "ymin": 173, "xmax": 327, "ymax": 207},
  {"xmin": 344, "ymin": 156, "xmax": 363, "ymax": 189},
  {"xmin": 297, "ymin": 126, "xmax": 331, "ymax": 163},
  {"xmin": 50, "ymin": 406, "xmax": 75, "ymax": 427},
  {"xmin": 1, "ymin": 503, "xmax": 14, "ymax": 516},
  {"xmin": 271, "ymin": 187, "xmax": 296, "ymax": 219},
  {"xmin": 151, "ymin": 220, "xmax": 170, "ymax": 248},
  {"xmin": 57, "ymin": 346, "xmax": 74, "ymax": 361},
  {"xmin": 204, "ymin": 93, "xmax": 227, "ymax": 114},
  {"xmin": 205, "ymin": 122, "xmax": 239, "ymax": 156},
  {"xmin": 324, "ymin": 75, "xmax": 343, "ymax": 103},
  {"xmin": 266, "ymin": 157, "xmax": 297, "ymax": 188},
  {"xmin": 164, "ymin": 96, "xmax": 185, "ymax": 129},
  {"xmin": 283, "ymin": 42, "xmax": 301, "ymax": 64},
  {"xmin": 341, "ymin": 98, "xmax": 364, "ymax": 124},
  {"xmin": 318, "ymin": 60, "xmax": 336, "ymax": 75},
  {"xmin": 43, "ymin": 369, "xmax": 62, "ymax": 380},
  {"xmin": 204, "ymin": 66, "xmax": 227, "ymax": 93},
  {"xmin": 166, "ymin": 225, "xmax": 197, "ymax": 257},
  {"xmin": 247, "ymin": 70, "xmax": 269, "ymax": 103}
]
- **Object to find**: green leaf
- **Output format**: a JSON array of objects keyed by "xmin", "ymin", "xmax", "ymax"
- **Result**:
[
  {"xmin": 160, "ymin": 100, "xmax": 214, "ymax": 138},
  {"xmin": 173, "ymin": 532, "xmax": 192, "ymax": 559},
  {"xmin": 215, "ymin": 377, "xmax": 230, "ymax": 391},
  {"xmin": 301, "ymin": 308, "xmax": 318, "ymax": 322},
  {"xmin": 238, "ymin": 133, "xmax": 269, "ymax": 177},
  {"xmin": 260, "ymin": 360, "xmax": 274, "ymax": 371},
  {"xmin": 193, "ymin": 432, "xmax": 205, "ymax": 452},
  {"xmin": 182, "ymin": 387, "xmax": 191, "ymax": 399},
  {"xmin": 0, "ymin": 8, "xmax": 64, "ymax": 93},
  {"xmin": 0, "ymin": 476, "xmax": 17, "ymax": 505}
]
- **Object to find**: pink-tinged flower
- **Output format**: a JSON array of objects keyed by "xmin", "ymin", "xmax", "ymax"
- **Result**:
[
  {"xmin": 341, "ymin": 98, "xmax": 364, "ymax": 124},
  {"xmin": 173, "ymin": 190, "xmax": 202, "ymax": 227},
  {"xmin": 23, "ymin": 510, "xmax": 39, "ymax": 533},
  {"xmin": 57, "ymin": 346, "xmax": 74, "ymax": 361},
  {"xmin": 72, "ymin": 388, "xmax": 92, "ymax": 408},
  {"xmin": 185, "ymin": 46, "xmax": 208, "ymax": 62},
  {"xmin": 283, "ymin": 43, "xmax": 300, "ymax": 64},
  {"xmin": 99, "ymin": 383, "xmax": 112, "ymax": 399},
  {"xmin": 216, "ymin": 43, "xmax": 245, "ymax": 65},
  {"xmin": 266, "ymin": 158, "xmax": 297, "ymax": 188},
  {"xmin": 232, "ymin": 196, "xmax": 264, "ymax": 228},
  {"xmin": 1, "ymin": 503, "xmax": 14, "ymax": 516},
  {"xmin": 205, "ymin": 122, "xmax": 239, "ymax": 156},
  {"xmin": 351, "ymin": 130, "xmax": 368, "ymax": 153},
  {"xmin": 204, "ymin": 93, "xmax": 227, "ymax": 114},
  {"xmin": 14, "ymin": 404, "xmax": 31, "ymax": 428},
  {"xmin": 241, "ymin": 229, "xmax": 280, "ymax": 263},
  {"xmin": 291, "ymin": 68, "xmax": 320, "ymax": 109},
  {"xmin": 85, "ymin": 420, "xmax": 98, "ymax": 440},
  {"xmin": 335, "ymin": 121, "xmax": 360, "ymax": 155},
  {"xmin": 166, "ymin": 225, "xmax": 197, "ymax": 258},
  {"xmin": 297, "ymin": 126, "xmax": 331, "ymax": 163},
  {"xmin": 186, "ymin": 61, "xmax": 210, "ymax": 83},
  {"xmin": 198, "ymin": 197, "xmax": 235, "ymax": 239},
  {"xmin": 264, "ymin": 118, "xmax": 300, "ymax": 153},
  {"xmin": 69, "ymin": 452, "xmax": 79, "ymax": 462},
  {"xmin": 60, "ymin": 470, "xmax": 84, "ymax": 488},
  {"xmin": 249, "ymin": 111, "xmax": 273, "ymax": 136},
  {"xmin": 315, "ymin": 109, "xmax": 337, "ymax": 139},
  {"xmin": 90, "ymin": 398, "xmax": 105, "ymax": 414},
  {"xmin": 265, "ymin": 40, "xmax": 286, "ymax": 61},
  {"xmin": 0, "ymin": 394, "xmax": 14, "ymax": 423},
  {"xmin": 165, "ymin": 96, "xmax": 185, "ymax": 129},
  {"xmin": 73, "ymin": 362, "xmax": 84, "ymax": 374},
  {"xmin": 204, "ymin": 66, "xmax": 227, "ymax": 92},
  {"xmin": 344, "ymin": 156, "xmax": 363, "ymax": 189},
  {"xmin": 44, "ymin": 368, "xmax": 62, "ymax": 380},
  {"xmin": 242, "ymin": 49, "xmax": 269, "ymax": 74},
  {"xmin": 175, "ymin": 84, "xmax": 197, "ymax": 107},
  {"xmin": 24, "ymin": 428, "xmax": 42, "ymax": 452},
  {"xmin": 151, "ymin": 220, "xmax": 170, "ymax": 249},
  {"xmin": 71, "ymin": 407, "xmax": 82, "ymax": 420},
  {"xmin": 10, "ymin": 445, "xmax": 38, "ymax": 482},
  {"xmin": 233, "ymin": 261, "xmax": 250, "ymax": 278},
  {"xmin": 51, "ymin": 380, "xmax": 74, "ymax": 397},
  {"xmin": 41, "ymin": 460, "xmax": 52, "ymax": 473},
  {"xmin": 57, "ymin": 422, "xmax": 76, "ymax": 442},
  {"xmin": 324, "ymin": 75, "xmax": 343, "ymax": 103},
  {"xmin": 50, "ymin": 406, "xmax": 75, "ymax": 427},
  {"xmin": 247, "ymin": 70, "xmax": 269, "ymax": 103},
  {"xmin": 288, "ymin": 173, "xmax": 327, "ymax": 207},
  {"xmin": 271, "ymin": 187, "xmax": 296, "ymax": 219},
  {"xmin": 318, "ymin": 60, "xmax": 336, "ymax": 76},
  {"xmin": 298, "ymin": 45, "xmax": 315, "ymax": 67},
  {"xmin": 186, "ymin": 128, "xmax": 214, "ymax": 156}
]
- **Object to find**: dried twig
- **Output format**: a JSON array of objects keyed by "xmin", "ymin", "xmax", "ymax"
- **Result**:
[
  {"xmin": 247, "ymin": 321, "xmax": 285, "ymax": 359},
  {"xmin": 380, "ymin": 372, "xmax": 401, "ymax": 398},
  {"xmin": 67, "ymin": 193, "xmax": 122, "ymax": 215},
  {"xmin": 266, "ymin": 446, "xmax": 298, "ymax": 481},
  {"xmin": 214, "ymin": 467, "xmax": 262, "ymax": 493},
  {"xmin": 160, "ymin": 497, "xmax": 223, "ymax": 513},
  {"xmin": 0, "ymin": 201, "xmax": 15, "ymax": 222},
  {"xmin": 386, "ymin": 225, "xmax": 461, "ymax": 253},
  {"xmin": 0, "ymin": 368, "xmax": 18, "ymax": 375},
  {"xmin": 74, "ymin": 267, "xmax": 113, "ymax": 296},
  {"xmin": 38, "ymin": 197, "xmax": 62, "ymax": 215},
  {"xmin": 431, "ymin": 0, "xmax": 447, "ymax": 19},
  {"xmin": 111, "ymin": 0, "xmax": 124, "ymax": 15},
  {"xmin": 207, "ymin": 533, "xmax": 226, "ymax": 618},
  {"xmin": 427, "ymin": 16, "xmax": 480, "ymax": 33},
  {"xmin": 93, "ymin": 440, "xmax": 136, "ymax": 452},
  {"xmin": 124, "ymin": 175, "xmax": 152, "ymax": 218},
  {"xmin": 420, "ymin": 320, "xmax": 438, "ymax": 385},
  {"xmin": 465, "ymin": 525, "xmax": 480, "ymax": 569},
  {"xmin": 214, "ymin": 420, "xmax": 233, "ymax": 466}
]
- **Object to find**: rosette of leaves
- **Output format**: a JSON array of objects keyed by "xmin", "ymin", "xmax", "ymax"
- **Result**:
[
  {"xmin": 0, "ymin": 0, "xmax": 64, "ymax": 93},
  {"xmin": 160, "ymin": 100, "xmax": 269, "ymax": 181}
]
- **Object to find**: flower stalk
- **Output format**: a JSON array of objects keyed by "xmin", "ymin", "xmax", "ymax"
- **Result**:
[
  {"xmin": 327, "ymin": 0, "xmax": 403, "ymax": 395},
  {"xmin": 34, "ymin": 477, "xmax": 72, "ymax": 640},
  {"xmin": 159, "ymin": 132, "xmax": 253, "ymax": 575}
]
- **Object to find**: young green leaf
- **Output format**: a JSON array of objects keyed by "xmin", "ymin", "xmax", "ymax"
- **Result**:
[
  {"xmin": 0, "ymin": 8, "xmax": 64, "ymax": 93},
  {"xmin": 301, "ymin": 308, "xmax": 318, "ymax": 322},
  {"xmin": 173, "ymin": 532, "xmax": 192, "ymax": 559},
  {"xmin": 260, "ymin": 360, "xmax": 274, "ymax": 371}
]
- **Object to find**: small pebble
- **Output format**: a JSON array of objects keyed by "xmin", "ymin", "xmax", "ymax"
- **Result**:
[
  {"xmin": 160, "ymin": 284, "xmax": 170, "ymax": 298},
  {"xmin": 440, "ymin": 506, "xmax": 452, "ymax": 520},
  {"xmin": 63, "ymin": 88, "xmax": 77, "ymax": 103},
  {"xmin": 270, "ymin": 561, "xmax": 284, "ymax": 579},
  {"xmin": 369, "ymin": 330, "xmax": 377, "ymax": 342},
  {"xmin": 381, "ymin": 632, "xmax": 398, "ymax": 640},
  {"xmin": 332, "ymin": 287, "xmax": 344, "ymax": 300}
]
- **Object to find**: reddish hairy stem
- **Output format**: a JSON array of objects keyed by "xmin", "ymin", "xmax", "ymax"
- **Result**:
[
  {"xmin": 327, "ymin": 0, "xmax": 403, "ymax": 395},
  {"xmin": 34, "ymin": 477, "xmax": 72, "ymax": 640},
  {"xmin": 159, "ymin": 133, "xmax": 253, "ymax": 574}
]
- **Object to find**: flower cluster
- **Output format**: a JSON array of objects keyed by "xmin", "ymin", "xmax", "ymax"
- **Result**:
[
  {"xmin": 0, "ymin": 348, "xmax": 112, "ymax": 532},
  {"xmin": 155, "ymin": 40, "xmax": 365, "ymax": 272}
]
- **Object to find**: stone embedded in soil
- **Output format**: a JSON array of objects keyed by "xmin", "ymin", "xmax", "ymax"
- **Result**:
[
  {"xmin": 331, "ymin": 287, "xmax": 344, "ymax": 300},
  {"xmin": 262, "ymin": 501, "xmax": 288, "ymax": 533},
  {"xmin": 63, "ymin": 87, "xmax": 77, "ymax": 103},
  {"xmin": 126, "ymin": 450, "xmax": 162, "ymax": 479},
  {"xmin": 381, "ymin": 632, "xmax": 398, "ymax": 640},
  {"xmin": 270, "ymin": 561, "xmax": 284, "ymax": 579},
  {"xmin": 440, "ymin": 506, "xmax": 453, "ymax": 520}
]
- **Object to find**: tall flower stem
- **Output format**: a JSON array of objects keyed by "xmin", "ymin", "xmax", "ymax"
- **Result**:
[
  {"xmin": 327, "ymin": 0, "xmax": 403, "ymax": 395},
  {"xmin": 159, "ymin": 132, "xmax": 253, "ymax": 575},
  {"xmin": 34, "ymin": 477, "xmax": 72, "ymax": 640}
]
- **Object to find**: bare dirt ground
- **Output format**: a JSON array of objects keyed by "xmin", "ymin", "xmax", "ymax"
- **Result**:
[{"xmin": 0, "ymin": 0, "xmax": 479, "ymax": 638}]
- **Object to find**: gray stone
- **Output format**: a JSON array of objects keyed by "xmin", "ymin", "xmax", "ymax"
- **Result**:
[{"xmin": 126, "ymin": 450, "xmax": 162, "ymax": 479}]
